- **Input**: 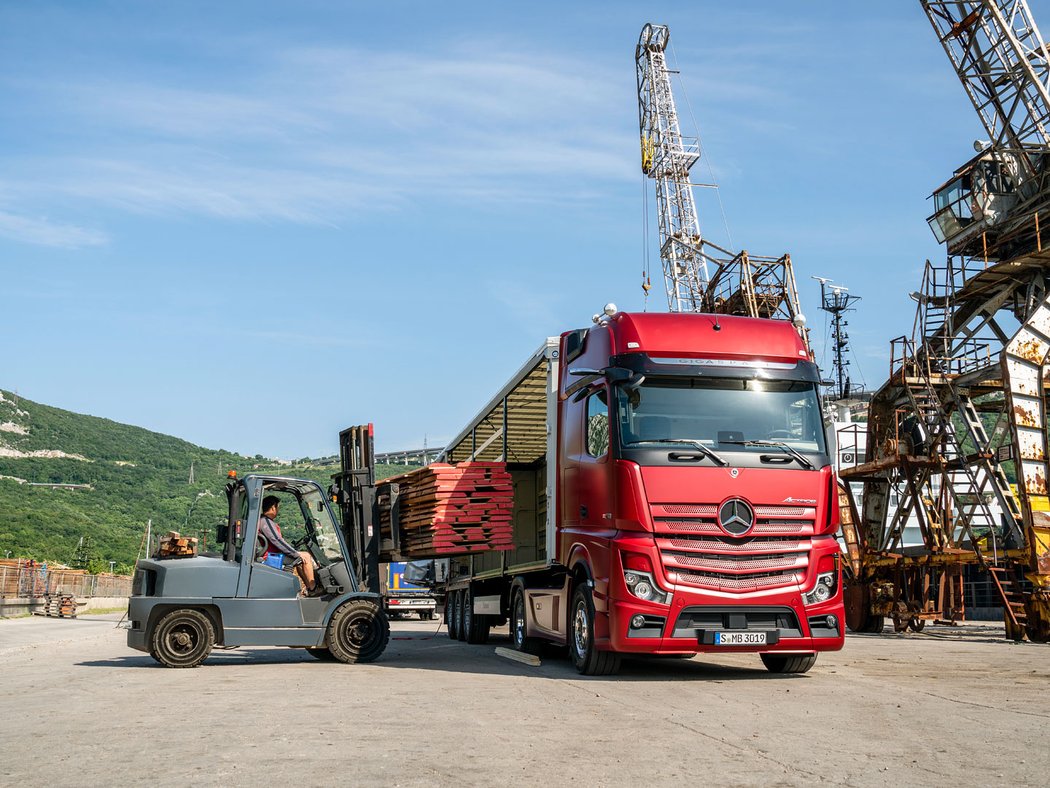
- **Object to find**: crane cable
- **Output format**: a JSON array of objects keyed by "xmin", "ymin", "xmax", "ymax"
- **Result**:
[
  {"xmin": 668, "ymin": 38, "xmax": 734, "ymax": 251},
  {"xmin": 641, "ymin": 172, "xmax": 652, "ymax": 308}
]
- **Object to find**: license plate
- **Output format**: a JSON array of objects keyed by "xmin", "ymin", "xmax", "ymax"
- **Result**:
[{"xmin": 714, "ymin": 632, "xmax": 766, "ymax": 646}]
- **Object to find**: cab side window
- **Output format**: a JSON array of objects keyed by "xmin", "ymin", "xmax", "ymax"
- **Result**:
[{"xmin": 586, "ymin": 389, "xmax": 609, "ymax": 458}]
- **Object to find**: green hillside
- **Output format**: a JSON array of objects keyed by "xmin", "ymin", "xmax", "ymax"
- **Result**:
[{"xmin": 0, "ymin": 390, "xmax": 417, "ymax": 571}]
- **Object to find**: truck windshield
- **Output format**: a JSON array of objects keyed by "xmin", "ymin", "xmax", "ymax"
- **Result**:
[{"xmin": 616, "ymin": 377, "xmax": 827, "ymax": 456}]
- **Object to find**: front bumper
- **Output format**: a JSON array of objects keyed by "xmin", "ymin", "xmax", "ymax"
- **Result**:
[{"xmin": 606, "ymin": 591, "xmax": 845, "ymax": 654}]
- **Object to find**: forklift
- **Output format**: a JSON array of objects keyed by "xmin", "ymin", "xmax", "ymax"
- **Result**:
[{"xmin": 126, "ymin": 425, "xmax": 390, "ymax": 668}]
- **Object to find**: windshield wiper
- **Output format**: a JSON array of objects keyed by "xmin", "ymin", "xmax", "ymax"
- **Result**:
[
  {"xmin": 720, "ymin": 439, "xmax": 815, "ymax": 470},
  {"xmin": 625, "ymin": 439, "xmax": 729, "ymax": 467}
]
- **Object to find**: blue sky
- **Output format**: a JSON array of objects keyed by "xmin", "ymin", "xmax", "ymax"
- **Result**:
[{"xmin": 0, "ymin": 1, "xmax": 1027, "ymax": 458}]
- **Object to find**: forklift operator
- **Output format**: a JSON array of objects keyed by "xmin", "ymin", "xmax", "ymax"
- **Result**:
[{"xmin": 259, "ymin": 495, "xmax": 320, "ymax": 596}]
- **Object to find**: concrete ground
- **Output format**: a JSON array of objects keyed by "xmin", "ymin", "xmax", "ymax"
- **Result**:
[{"xmin": 0, "ymin": 613, "xmax": 1047, "ymax": 787}]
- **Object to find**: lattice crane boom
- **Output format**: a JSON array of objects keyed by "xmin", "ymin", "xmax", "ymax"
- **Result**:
[
  {"xmin": 635, "ymin": 23, "xmax": 809, "ymax": 351},
  {"xmin": 635, "ymin": 22, "xmax": 710, "ymax": 311},
  {"xmin": 923, "ymin": 1, "xmax": 1050, "ymax": 257}
]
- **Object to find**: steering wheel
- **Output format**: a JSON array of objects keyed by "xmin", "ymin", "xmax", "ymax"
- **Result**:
[
  {"xmin": 255, "ymin": 534, "xmax": 268, "ymax": 560},
  {"xmin": 293, "ymin": 520, "xmax": 320, "ymax": 551}
]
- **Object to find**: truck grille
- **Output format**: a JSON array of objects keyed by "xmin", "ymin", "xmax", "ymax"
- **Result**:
[{"xmin": 651, "ymin": 502, "xmax": 815, "ymax": 593}]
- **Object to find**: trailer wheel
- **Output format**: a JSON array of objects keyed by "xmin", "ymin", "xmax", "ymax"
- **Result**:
[
  {"xmin": 510, "ymin": 588, "xmax": 541, "ymax": 655},
  {"xmin": 455, "ymin": 590, "xmax": 468, "ymax": 642},
  {"xmin": 462, "ymin": 590, "xmax": 490, "ymax": 644},
  {"xmin": 447, "ymin": 592, "xmax": 460, "ymax": 640},
  {"xmin": 151, "ymin": 608, "xmax": 214, "ymax": 668},
  {"xmin": 569, "ymin": 585, "xmax": 620, "ymax": 676},
  {"xmin": 326, "ymin": 600, "xmax": 390, "ymax": 664},
  {"xmin": 306, "ymin": 647, "xmax": 338, "ymax": 661},
  {"xmin": 419, "ymin": 609, "xmax": 435, "ymax": 621},
  {"xmin": 760, "ymin": 653, "xmax": 818, "ymax": 674}
]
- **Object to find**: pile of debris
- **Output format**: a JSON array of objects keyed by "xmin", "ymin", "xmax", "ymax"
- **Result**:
[
  {"xmin": 157, "ymin": 531, "xmax": 198, "ymax": 559},
  {"xmin": 34, "ymin": 593, "xmax": 77, "ymax": 618}
]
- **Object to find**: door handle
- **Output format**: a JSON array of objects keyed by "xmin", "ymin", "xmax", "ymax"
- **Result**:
[{"xmin": 580, "ymin": 505, "xmax": 588, "ymax": 518}]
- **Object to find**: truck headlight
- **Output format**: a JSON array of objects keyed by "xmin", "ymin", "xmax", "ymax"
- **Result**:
[
  {"xmin": 624, "ymin": 569, "xmax": 671, "ymax": 605},
  {"xmin": 803, "ymin": 572, "xmax": 836, "ymax": 605}
]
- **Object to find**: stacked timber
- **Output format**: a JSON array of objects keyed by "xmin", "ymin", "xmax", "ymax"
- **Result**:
[
  {"xmin": 157, "ymin": 531, "xmax": 198, "ymax": 559},
  {"xmin": 378, "ymin": 462, "xmax": 514, "ymax": 558}
]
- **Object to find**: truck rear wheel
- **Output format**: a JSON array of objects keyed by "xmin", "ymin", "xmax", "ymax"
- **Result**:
[
  {"xmin": 510, "ymin": 588, "xmax": 541, "ymax": 655},
  {"xmin": 455, "ymin": 590, "xmax": 468, "ymax": 642},
  {"xmin": 326, "ymin": 600, "xmax": 390, "ymax": 664},
  {"xmin": 419, "ymin": 609, "xmax": 435, "ymax": 621},
  {"xmin": 447, "ymin": 592, "xmax": 460, "ymax": 640},
  {"xmin": 569, "ymin": 585, "xmax": 620, "ymax": 676},
  {"xmin": 760, "ymin": 653, "xmax": 817, "ymax": 674},
  {"xmin": 151, "ymin": 608, "xmax": 214, "ymax": 669},
  {"xmin": 462, "ymin": 589, "xmax": 490, "ymax": 644}
]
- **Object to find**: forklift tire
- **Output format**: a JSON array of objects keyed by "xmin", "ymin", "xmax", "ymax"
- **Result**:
[
  {"xmin": 306, "ymin": 647, "xmax": 339, "ymax": 661},
  {"xmin": 151, "ymin": 608, "xmax": 214, "ymax": 669},
  {"xmin": 326, "ymin": 600, "xmax": 390, "ymax": 664},
  {"xmin": 568, "ymin": 584, "xmax": 620, "ymax": 676}
]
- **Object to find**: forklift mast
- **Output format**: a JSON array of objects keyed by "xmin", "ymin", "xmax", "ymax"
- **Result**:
[{"xmin": 332, "ymin": 424, "xmax": 381, "ymax": 595}]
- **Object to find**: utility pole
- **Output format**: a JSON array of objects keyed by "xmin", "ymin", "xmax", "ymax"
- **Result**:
[{"xmin": 188, "ymin": 460, "xmax": 195, "ymax": 486}]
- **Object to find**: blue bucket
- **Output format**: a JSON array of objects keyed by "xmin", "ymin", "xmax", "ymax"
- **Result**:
[{"xmin": 263, "ymin": 553, "xmax": 283, "ymax": 569}]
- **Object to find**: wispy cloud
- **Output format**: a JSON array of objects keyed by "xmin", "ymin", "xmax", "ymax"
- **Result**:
[
  {"xmin": 2, "ymin": 40, "xmax": 638, "ymax": 245},
  {"xmin": 0, "ymin": 208, "xmax": 108, "ymax": 248}
]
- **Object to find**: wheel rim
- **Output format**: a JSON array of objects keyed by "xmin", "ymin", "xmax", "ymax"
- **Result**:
[
  {"xmin": 513, "ymin": 594, "xmax": 525, "ymax": 647},
  {"xmin": 572, "ymin": 600, "xmax": 589, "ymax": 658},
  {"xmin": 344, "ymin": 612, "xmax": 377, "ymax": 648},
  {"xmin": 166, "ymin": 620, "xmax": 202, "ymax": 656}
]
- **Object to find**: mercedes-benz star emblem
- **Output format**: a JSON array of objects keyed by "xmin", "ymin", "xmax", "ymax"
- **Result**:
[{"xmin": 718, "ymin": 498, "xmax": 755, "ymax": 537}]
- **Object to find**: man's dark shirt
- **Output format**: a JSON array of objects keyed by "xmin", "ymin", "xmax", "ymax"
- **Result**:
[{"xmin": 258, "ymin": 515, "xmax": 300, "ymax": 562}]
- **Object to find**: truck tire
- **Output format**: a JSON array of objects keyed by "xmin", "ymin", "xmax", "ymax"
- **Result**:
[
  {"xmin": 569, "ymin": 584, "xmax": 620, "ymax": 676},
  {"xmin": 760, "ymin": 653, "xmax": 818, "ymax": 674},
  {"xmin": 455, "ymin": 590, "xmax": 468, "ymax": 642},
  {"xmin": 326, "ymin": 600, "xmax": 390, "ymax": 664},
  {"xmin": 447, "ymin": 592, "xmax": 461, "ymax": 640},
  {"xmin": 151, "ymin": 608, "xmax": 214, "ymax": 669},
  {"xmin": 510, "ymin": 588, "xmax": 541, "ymax": 655},
  {"xmin": 419, "ymin": 609, "xmax": 435, "ymax": 621},
  {"xmin": 462, "ymin": 589, "xmax": 490, "ymax": 645}
]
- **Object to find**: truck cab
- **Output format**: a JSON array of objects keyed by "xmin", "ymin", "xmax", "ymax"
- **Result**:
[
  {"xmin": 126, "ymin": 471, "xmax": 389, "ymax": 667},
  {"xmin": 557, "ymin": 312, "xmax": 843, "ymax": 672}
]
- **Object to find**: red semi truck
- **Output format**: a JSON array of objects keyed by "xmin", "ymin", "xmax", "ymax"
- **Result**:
[{"xmin": 437, "ymin": 307, "xmax": 844, "ymax": 675}]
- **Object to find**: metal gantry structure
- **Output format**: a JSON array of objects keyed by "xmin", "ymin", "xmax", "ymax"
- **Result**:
[
  {"xmin": 839, "ymin": 0, "xmax": 1050, "ymax": 641},
  {"xmin": 814, "ymin": 278, "xmax": 862, "ymax": 401},
  {"xmin": 635, "ymin": 23, "xmax": 808, "ymax": 341}
]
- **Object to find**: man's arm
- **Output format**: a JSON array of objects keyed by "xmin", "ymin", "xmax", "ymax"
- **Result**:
[{"xmin": 258, "ymin": 516, "xmax": 301, "ymax": 559}]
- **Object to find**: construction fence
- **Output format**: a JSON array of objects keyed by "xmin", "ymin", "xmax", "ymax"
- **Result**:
[{"xmin": 0, "ymin": 559, "xmax": 132, "ymax": 599}]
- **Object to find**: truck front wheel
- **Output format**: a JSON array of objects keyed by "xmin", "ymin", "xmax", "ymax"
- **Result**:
[
  {"xmin": 151, "ymin": 608, "xmax": 214, "ymax": 668},
  {"xmin": 760, "ymin": 653, "xmax": 817, "ymax": 674},
  {"xmin": 326, "ymin": 600, "xmax": 390, "ymax": 664},
  {"xmin": 569, "ymin": 585, "xmax": 620, "ymax": 676}
]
